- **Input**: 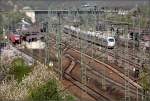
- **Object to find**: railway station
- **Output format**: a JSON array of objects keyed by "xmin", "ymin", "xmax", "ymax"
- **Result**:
[{"xmin": 0, "ymin": 0, "xmax": 150, "ymax": 101}]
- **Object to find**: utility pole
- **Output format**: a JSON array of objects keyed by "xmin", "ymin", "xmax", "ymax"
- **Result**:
[
  {"xmin": 80, "ymin": 10, "xmax": 87, "ymax": 98},
  {"xmin": 56, "ymin": 12, "xmax": 63, "ymax": 80}
]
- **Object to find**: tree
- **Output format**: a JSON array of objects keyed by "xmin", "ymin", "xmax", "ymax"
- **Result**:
[
  {"xmin": 0, "ymin": 14, "xmax": 3, "ymax": 35},
  {"xmin": 2, "ymin": 11, "xmax": 32, "ymax": 31},
  {"xmin": 139, "ymin": 64, "xmax": 150, "ymax": 100}
]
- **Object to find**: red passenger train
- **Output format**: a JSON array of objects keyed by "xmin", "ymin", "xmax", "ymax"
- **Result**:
[{"xmin": 8, "ymin": 32, "xmax": 22, "ymax": 44}]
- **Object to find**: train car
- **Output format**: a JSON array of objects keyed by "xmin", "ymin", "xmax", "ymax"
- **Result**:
[
  {"xmin": 119, "ymin": 32, "xmax": 150, "ymax": 51},
  {"xmin": 23, "ymin": 32, "xmax": 44, "ymax": 42},
  {"xmin": 8, "ymin": 32, "xmax": 21, "ymax": 44},
  {"xmin": 63, "ymin": 25, "xmax": 116, "ymax": 48}
]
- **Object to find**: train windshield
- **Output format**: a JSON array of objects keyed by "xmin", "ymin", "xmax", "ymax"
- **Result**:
[
  {"xmin": 13, "ymin": 32, "xmax": 20, "ymax": 35},
  {"xmin": 108, "ymin": 38, "xmax": 114, "ymax": 42}
]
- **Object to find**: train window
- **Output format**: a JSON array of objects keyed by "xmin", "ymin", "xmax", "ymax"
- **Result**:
[
  {"xmin": 40, "ymin": 29, "xmax": 44, "ymax": 32},
  {"xmin": 26, "ymin": 34, "xmax": 30, "ymax": 36},
  {"xmin": 0, "ymin": 42, "xmax": 6, "ymax": 48},
  {"xmin": 108, "ymin": 38, "xmax": 114, "ymax": 42},
  {"xmin": 129, "ymin": 32, "xmax": 134, "ymax": 39},
  {"xmin": 103, "ymin": 39, "xmax": 107, "ymax": 43},
  {"xmin": 32, "ymin": 33, "xmax": 37, "ymax": 35}
]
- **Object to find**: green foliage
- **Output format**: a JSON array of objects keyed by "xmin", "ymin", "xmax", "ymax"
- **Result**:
[
  {"xmin": 140, "ymin": 73, "xmax": 150, "ymax": 91},
  {"xmin": 10, "ymin": 58, "xmax": 31, "ymax": 82},
  {"xmin": 139, "ymin": 66, "xmax": 150, "ymax": 93},
  {"xmin": 28, "ymin": 79, "xmax": 76, "ymax": 101},
  {"xmin": 106, "ymin": 5, "xmax": 150, "ymax": 28},
  {"xmin": 139, "ymin": 4, "xmax": 150, "ymax": 17},
  {"xmin": 0, "ymin": 14, "xmax": 3, "ymax": 35},
  {"xmin": 1, "ymin": 11, "xmax": 32, "ymax": 30}
]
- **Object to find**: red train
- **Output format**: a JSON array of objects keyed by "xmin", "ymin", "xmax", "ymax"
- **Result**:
[
  {"xmin": 8, "ymin": 32, "xmax": 22, "ymax": 44},
  {"xmin": 8, "ymin": 31, "xmax": 44, "ymax": 44}
]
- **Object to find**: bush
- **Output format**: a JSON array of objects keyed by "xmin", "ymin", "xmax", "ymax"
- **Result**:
[
  {"xmin": 28, "ymin": 79, "xmax": 76, "ymax": 101},
  {"xmin": 10, "ymin": 58, "xmax": 31, "ymax": 82}
]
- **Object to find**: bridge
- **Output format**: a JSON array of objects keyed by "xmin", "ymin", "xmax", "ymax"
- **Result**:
[{"xmin": 23, "ymin": 9, "xmax": 118, "ymax": 15}]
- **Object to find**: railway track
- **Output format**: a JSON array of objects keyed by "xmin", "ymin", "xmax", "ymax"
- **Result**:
[
  {"xmin": 19, "ymin": 47, "xmax": 112, "ymax": 101},
  {"xmin": 18, "ymin": 42, "xmax": 143, "ymax": 101},
  {"xmin": 71, "ymin": 35, "xmax": 141, "ymax": 68},
  {"xmin": 61, "ymin": 34, "xmax": 140, "ymax": 63},
  {"xmin": 97, "ymin": 47, "xmax": 141, "ymax": 69},
  {"xmin": 60, "ymin": 32, "xmax": 150, "ymax": 74},
  {"xmin": 63, "ymin": 53, "xmax": 142, "ymax": 100},
  {"xmin": 64, "ymin": 74, "xmax": 111, "ymax": 101},
  {"xmin": 14, "ymin": 32, "xmax": 146, "ymax": 101},
  {"xmin": 63, "ymin": 58, "xmax": 111, "ymax": 101},
  {"xmin": 48, "ymin": 37, "xmax": 144, "ymax": 99},
  {"xmin": 48, "ymin": 32, "xmax": 148, "ymax": 84},
  {"xmin": 56, "ymin": 43, "xmax": 143, "ymax": 101}
]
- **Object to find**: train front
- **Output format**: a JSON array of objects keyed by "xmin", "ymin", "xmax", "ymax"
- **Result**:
[{"xmin": 107, "ymin": 37, "xmax": 115, "ymax": 49}]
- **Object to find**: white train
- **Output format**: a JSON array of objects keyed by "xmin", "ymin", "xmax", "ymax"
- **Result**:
[{"xmin": 63, "ymin": 25, "xmax": 115, "ymax": 49}]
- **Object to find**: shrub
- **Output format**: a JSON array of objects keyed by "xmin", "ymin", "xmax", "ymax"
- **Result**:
[
  {"xmin": 28, "ymin": 79, "xmax": 76, "ymax": 101},
  {"xmin": 10, "ymin": 58, "xmax": 31, "ymax": 82}
]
